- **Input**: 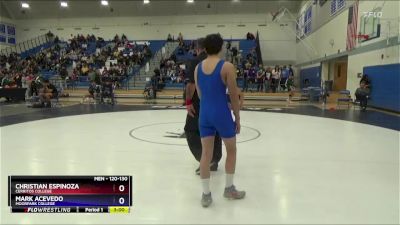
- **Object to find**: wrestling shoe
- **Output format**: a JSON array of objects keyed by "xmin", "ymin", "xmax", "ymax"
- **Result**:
[
  {"xmin": 223, "ymin": 185, "xmax": 246, "ymax": 200},
  {"xmin": 201, "ymin": 192, "xmax": 212, "ymax": 208}
]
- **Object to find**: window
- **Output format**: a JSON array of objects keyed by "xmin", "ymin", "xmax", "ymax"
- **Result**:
[
  {"xmin": 0, "ymin": 24, "xmax": 5, "ymax": 34},
  {"xmin": 304, "ymin": 6, "xmax": 312, "ymax": 35},
  {"xmin": 6, "ymin": 25, "xmax": 15, "ymax": 36},
  {"xmin": 337, "ymin": 0, "xmax": 345, "ymax": 10},
  {"xmin": 296, "ymin": 18, "xmax": 300, "ymax": 40},
  {"xmin": 296, "ymin": 14, "xmax": 305, "ymax": 38},
  {"xmin": 1, "ymin": 24, "xmax": 16, "ymax": 45},
  {"xmin": 7, "ymin": 37, "xmax": 16, "ymax": 44},
  {"xmin": 331, "ymin": 0, "xmax": 346, "ymax": 15}
]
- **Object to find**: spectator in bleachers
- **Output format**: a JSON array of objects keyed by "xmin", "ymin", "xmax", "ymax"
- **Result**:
[
  {"xmin": 113, "ymin": 34, "xmax": 120, "ymax": 43},
  {"xmin": 178, "ymin": 33, "xmax": 184, "ymax": 43},
  {"xmin": 246, "ymin": 32, "xmax": 255, "ymax": 40},
  {"xmin": 248, "ymin": 65, "xmax": 257, "ymax": 92},
  {"xmin": 14, "ymin": 73, "xmax": 22, "ymax": 88},
  {"xmin": 280, "ymin": 65, "xmax": 289, "ymax": 91},
  {"xmin": 59, "ymin": 66, "xmax": 68, "ymax": 86},
  {"xmin": 231, "ymin": 46, "xmax": 238, "ymax": 65},
  {"xmin": 167, "ymin": 34, "xmax": 173, "ymax": 42},
  {"xmin": 256, "ymin": 65, "xmax": 265, "ymax": 92},
  {"xmin": 242, "ymin": 63, "xmax": 249, "ymax": 92},
  {"xmin": 271, "ymin": 65, "xmax": 280, "ymax": 93},
  {"xmin": 264, "ymin": 67, "xmax": 271, "ymax": 93},
  {"xmin": 177, "ymin": 67, "xmax": 185, "ymax": 83},
  {"xmin": 288, "ymin": 64, "xmax": 294, "ymax": 77},
  {"xmin": 81, "ymin": 63, "xmax": 89, "ymax": 76},
  {"xmin": 121, "ymin": 34, "xmax": 127, "ymax": 43}
]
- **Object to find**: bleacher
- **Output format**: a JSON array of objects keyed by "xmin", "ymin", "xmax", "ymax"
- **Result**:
[
  {"xmin": 20, "ymin": 41, "xmax": 56, "ymax": 59},
  {"xmin": 148, "ymin": 40, "xmax": 166, "ymax": 55},
  {"xmin": 239, "ymin": 40, "xmax": 257, "ymax": 63},
  {"xmin": 40, "ymin": 70, "xmax": 57, "ymax": 80},
  {"xmin": 173, "ymin": 40, "xmax": 195, "ymax": 62},
  {"xmin": 84, "ymin": 41, "xmax": 98, "ymax": 55},
  {"xmin": 164, "ymin": 82, "xmax": 184, "ymax": 89},
  {"xmin": 161, "ymin": 39, "xmax": 257, "ymax": 89},
  {"xmin": 119, "ymin": 40, "xmax": 167, "ymax": 86}
]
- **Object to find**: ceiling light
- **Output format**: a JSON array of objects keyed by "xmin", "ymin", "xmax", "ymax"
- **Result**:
[
  {"xmin": 187, "ymin": 0, "xmax": 194, "ymax": 3},
  {"xmin": 60, "ymin": 1, "xmax": 68, "ymax": 7},
  {"xmin": 21, "ymin": 2, "xmax": 30, "ymax": 8},
  {"xmin": 101, "ymin": 0, "xmax": 109, "ymax": 6},
  {"xmin": 143, "ymin": 0, "xmax": 150, "ymax": 4}
]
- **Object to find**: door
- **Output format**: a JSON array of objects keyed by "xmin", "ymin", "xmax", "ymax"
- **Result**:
[{"xmin": 333, "ymin": 62, "xmax": 348, "ymax": 91}]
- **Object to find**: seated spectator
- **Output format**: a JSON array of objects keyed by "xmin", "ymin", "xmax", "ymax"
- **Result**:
[
  {"xmin": 81, "ymin": 64, "xmax": 89, "ymax": 76},
  {"xmin": 100, "ymin": 77, "xmax": 115, "ymax": 104},
  {"xmin": 39, "ymin": 79, "xmax": 58, "ymax": 107},
  {"xmin": 178, "ymin": 32, "xmax": 183, "ymax": 43},
  {"xmin": 355, "ymin": 76, "xmax": 371, "ymax": 111},
  {"xmin": 360, "ymin": 74, "xmax": 371, "ymax": 88},
  {"xmin": 246, "ymin": 32, "xmax": 255, "ymax": 40},
  {"xmin": 13, "ymin": 73, "xmax": 22, "ymax": 88},
  {"xmin": 170, "ymin": 74, "xmax": 177, "ymax": 83},
  {"xmin": 121, "ymin": 34, "xmax": 127, "ymax": 42},
  {"xmin": 167, "ymin": 34, "xmax": 173, "ymax": 42},
  {"xmin": 82, "ymin": 81, "xmax": 100, "ymax": 103},
  {"xmin": 177, "ymin": 68, "xmax": 185, "ymax": 83}
]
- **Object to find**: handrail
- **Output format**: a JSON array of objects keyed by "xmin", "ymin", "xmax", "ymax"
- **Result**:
[{"xmin": 0, "ymin": 34, "xmax": 52, "ymax": 56}]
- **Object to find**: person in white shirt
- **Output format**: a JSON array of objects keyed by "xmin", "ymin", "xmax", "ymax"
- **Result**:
[
  {"xmin": 264, "ymin": 66, "xmax": 271, "ymax": 93},
  {"xmin": 271, "ymin": 65, "xmax": 281, "ymax": 93}
]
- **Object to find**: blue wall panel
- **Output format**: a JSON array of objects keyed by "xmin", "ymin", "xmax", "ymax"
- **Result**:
[
  {"xmin": 300, "ymin": 66, "xmax": 321, "ymax": 88},
  {"xmin": 363, "ymin": 63, "xmax": 400, "ymax": 112}
]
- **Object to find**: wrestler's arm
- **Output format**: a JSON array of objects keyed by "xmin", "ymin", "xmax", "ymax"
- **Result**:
[{"xmin": 194, "ymin": 65, "xmax": 201, "ymax": 100}]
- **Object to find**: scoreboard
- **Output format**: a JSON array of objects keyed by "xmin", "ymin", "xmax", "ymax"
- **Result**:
[{"xmin": 8, "ymin": 176, "xmax": 132, "ymax": 213}]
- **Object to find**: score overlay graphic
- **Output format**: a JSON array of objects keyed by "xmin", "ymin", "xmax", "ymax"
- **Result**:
[{"xmin": 8, "ymin": 176, "xmax": 132, "ymax": 213}]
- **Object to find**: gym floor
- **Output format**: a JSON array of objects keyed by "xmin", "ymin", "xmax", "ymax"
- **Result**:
[{"xmin": 0, "ymin": 101, "xmax": 398, "ymax": 224}]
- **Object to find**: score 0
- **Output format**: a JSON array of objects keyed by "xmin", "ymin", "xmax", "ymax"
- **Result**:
[{"xmin": 116, "ymin": 184, "xmax": 127, "ymax": 205}]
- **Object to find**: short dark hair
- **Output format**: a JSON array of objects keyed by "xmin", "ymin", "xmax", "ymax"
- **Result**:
[
  {"xmin": 204, "ymin": 33, "xmax": 223, "ymax": 55},
  {"xmin": 43, "ymin": 79, "xmax": 50, "ymax": 83}
]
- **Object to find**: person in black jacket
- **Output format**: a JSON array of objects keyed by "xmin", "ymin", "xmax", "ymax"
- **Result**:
[
  {"xmin": 355, "ymin": 74, "xmax": 371, "ymax": 111},
  {"xmin": 184, "ymin": 38, "xmax": 222, "ymax": 175}
]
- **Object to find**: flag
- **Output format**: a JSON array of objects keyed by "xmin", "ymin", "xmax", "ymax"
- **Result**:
[{"xmin": 346, "ymin": 0, "xmax": 359, "ymax": 50}]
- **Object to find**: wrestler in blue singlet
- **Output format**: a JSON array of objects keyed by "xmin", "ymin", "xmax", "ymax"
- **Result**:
[{"xmin": 197, "ymin": 60, "xmax": 236, "ymax": 139}]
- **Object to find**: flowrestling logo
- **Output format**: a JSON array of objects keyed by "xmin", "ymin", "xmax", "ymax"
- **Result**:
[{"xmin": 363, "ymin": 12, "xmax": 383, "ymax": 18}]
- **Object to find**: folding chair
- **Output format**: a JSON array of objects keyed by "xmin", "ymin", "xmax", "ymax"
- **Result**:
[{"xmin": 337, "ymin": 90, "xmax": 352, "ymax": 109}]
